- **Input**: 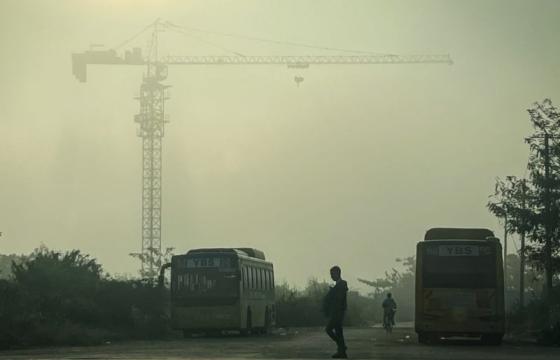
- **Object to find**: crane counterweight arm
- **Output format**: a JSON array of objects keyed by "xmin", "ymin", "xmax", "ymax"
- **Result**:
[{"xmin": 72, "ymin": 48, "xmax": 452, "ymax": 82}]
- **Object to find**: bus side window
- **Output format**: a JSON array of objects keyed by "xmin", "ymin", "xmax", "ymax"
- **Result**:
[
  {"xmin": 241, "ymin": 267, "xmax": 244, "ymax": 289},
  {"xmin": 177, "ymin": 274, "xmax": 183, "ymax": 290},
  {"xmin": 247, "ymin": 267, "xmax": 251, "ymax": 290},
  {"xmin": 263, "ymin": 269, "xmax": 270, "ymax": 290},
  {"xmin": 247, "ymin": 267, "xmax": 251, "ymax": 289},
  {"xmin": 250, "ymin": 267, "xmax": 255, "ymax": 289},
  {"xmin": 264, "ymin": 269, "xmax": 268, "ymax": 290},
  {"xmin": 260, "ymin": 268, "xmax": 264, "ymax": 290}
]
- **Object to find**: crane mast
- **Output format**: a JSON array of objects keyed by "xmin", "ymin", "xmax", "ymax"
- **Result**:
[
  {"xmin": 72, "ymin": 20, "xmax": 452, "ymax": 280},
  {"xmin": 132, "ymin": 22, "xmax": 170, "ymax": 279},
  {"xmin": 134, "ymin": 63, "xmax": 169, "ymax": 279}
]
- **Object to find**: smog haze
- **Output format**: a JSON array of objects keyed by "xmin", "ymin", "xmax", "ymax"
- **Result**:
[{"xmin": 1, "ymin": 0, "xmax": 559, "ymax": 288}]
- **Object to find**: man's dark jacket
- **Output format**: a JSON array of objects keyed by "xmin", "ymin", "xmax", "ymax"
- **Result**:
[{"xmin": 323, "ymin": 280, "xmax": 348, "ymax": 318}]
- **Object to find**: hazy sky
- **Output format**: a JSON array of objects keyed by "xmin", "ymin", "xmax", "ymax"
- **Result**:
[{"xmin": 1, "ymin": 0, "xmax": 559, "ymax": 289}]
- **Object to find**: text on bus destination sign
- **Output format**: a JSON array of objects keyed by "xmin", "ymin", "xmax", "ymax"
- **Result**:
[
  {"xmin": 184, "ymin": 257, "xmax": 233, "ymax": 268},
  {"xmin": 437, "ymin": 245, "xmax": 480, "ymax": 256}
]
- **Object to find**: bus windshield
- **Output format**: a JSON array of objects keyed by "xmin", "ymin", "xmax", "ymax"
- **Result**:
[{"xmin": 423, "ymin": 244, "xmax": 496, "ymax": 288}]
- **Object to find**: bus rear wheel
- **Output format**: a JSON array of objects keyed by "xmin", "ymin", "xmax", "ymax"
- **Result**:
[
  {"xmin": 240, "ymin": 308, "xmax": 252, "ymax": 336},
  {"xmin": 418, "ymin": 332, "xmax": 438, "ymax": 344},
  {"xmin": 481, "ymin": 334, "xmax": 503, "ymax": 346},
  {"xmin": 262, "ymin": 307, "xmax": 272, "ymax": 335},
  {"xmin": 206, "ymin": 330, "xmax": 222, "ymax": 337}
]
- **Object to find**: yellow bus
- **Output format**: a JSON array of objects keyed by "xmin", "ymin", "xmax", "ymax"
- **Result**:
[
  {"xmin": 169, "ymin": 248, "xmax": 275, "ymax": 336},
  {"xmin": 415, "ymin": 228, "xmax": 505, "ymax": 345}
]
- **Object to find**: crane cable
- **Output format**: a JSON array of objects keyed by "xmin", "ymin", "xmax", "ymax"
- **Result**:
[
  {"xmin": 164, "ymin": 24, "xmax": 246, "ymax": 57},
  {"xmin": 111, "ymin": 20, "xmax": 157, "ymax": 51},
  {"xmin": 164, "ymin": 20, "xmax": 396, "ymax": 56}
]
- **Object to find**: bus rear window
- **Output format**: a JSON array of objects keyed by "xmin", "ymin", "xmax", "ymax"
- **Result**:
[
  {"xmin": 423, "ymin": 245, "xmax": 496, "ymax": 288},
  {"xmin": 175, "ymin": 271, "xmax": 239, "ymax": 297}
]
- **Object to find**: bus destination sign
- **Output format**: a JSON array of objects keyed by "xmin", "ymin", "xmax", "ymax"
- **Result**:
[
  {"xmin": 437, "ymin": 245, "xmax": 479, "ymax": 256},
  {"xmin": 184, "ymin": 257, "xmax": 233, "ymax": 269}
]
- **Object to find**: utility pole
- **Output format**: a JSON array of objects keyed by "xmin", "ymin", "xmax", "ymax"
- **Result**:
[
  {"xmin": 543, "ymin": 133, "xmax": 553, "ymax": 302},
  {"xmin": 504, "ymin": 212, "xmax": 508, "ymax": 287},
  {"xmin": 525, "ymin": 131, "xmax": 556, "ymax": 304},
  {"xmin": 519, "ymin": 179, "xmax": 527, "ymax": 308}
]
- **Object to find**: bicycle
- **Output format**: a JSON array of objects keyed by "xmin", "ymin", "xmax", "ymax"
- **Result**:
[{"xmin": 383, "ymin": 309, "xmax": 396, "ymax": 334}]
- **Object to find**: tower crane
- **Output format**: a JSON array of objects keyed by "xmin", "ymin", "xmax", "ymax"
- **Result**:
[{"xmin": 72, "ymin": 19, "xmax": 452, "ymax": 280}]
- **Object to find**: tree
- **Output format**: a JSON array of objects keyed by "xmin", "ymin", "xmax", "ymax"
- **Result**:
[
  {"xmin": 0, "ymin": 254, "xmax": 24, "ymax": 280},
  {"xmin": 525, "ymin": 99, "xmax": 560, "ymax": 298},
  {"xmin": 488, "ymin": 99, "xmax": 560, "ymax": 304},
  {"xmin": 488, "ymin": 176, "xmax": 532, "ymax": 305},
  {"xmin": 130, "ymin": 246, "xmax": 174, "ymax": 281}
]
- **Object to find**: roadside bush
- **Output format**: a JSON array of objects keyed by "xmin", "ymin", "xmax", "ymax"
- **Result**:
[
  {"xmin": 506, "ymin": 285, "xmax": 560, "ymax": 345},
  {"xmin": 275, "ymin": 279, "xmax": 376, "ymax": 327},
  {"xmin": 0, "ymin": 247, "xmax": 170, "ymax": 349},
  {"xmin": 95, "ymin": 279, "xmax": 169, "ymax": 338},
  {"xmin": 0, "ymin": 279, "xmax": 23, "ymax": 348}
]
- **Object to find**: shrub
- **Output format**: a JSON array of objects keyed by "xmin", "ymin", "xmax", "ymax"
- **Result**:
[
  {"xmin": 275, "ymin": 279, "xmax": 376, "ymax": 327},
  {"xmin": 0, "ymin": 247, "xmax": 170, "ymax": 349}
]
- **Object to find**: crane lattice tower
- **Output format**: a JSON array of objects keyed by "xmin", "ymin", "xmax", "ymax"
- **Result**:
[{"xmin": 134, "ymin": 62, "xmax": 170, "ymax": 279}]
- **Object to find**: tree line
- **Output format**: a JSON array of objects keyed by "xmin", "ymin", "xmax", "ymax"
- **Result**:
[{"xmin": 0, "ymin": 247, "xmax": 414, "ymax": 349}]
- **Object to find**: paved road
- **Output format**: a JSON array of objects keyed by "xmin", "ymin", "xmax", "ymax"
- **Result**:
[{"xmin": 1, "ymin": 327, "xmax": 558, "ymax": 359}]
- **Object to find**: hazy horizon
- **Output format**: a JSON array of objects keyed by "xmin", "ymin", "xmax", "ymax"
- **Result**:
[{"xmin": 1, "ymin": 0, "xmax": 559, "ymax": 290}]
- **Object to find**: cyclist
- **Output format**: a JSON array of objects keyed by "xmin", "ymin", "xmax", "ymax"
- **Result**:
[{"xmin": 382, "ymin": 293, "xmax": 397, "ymax": 329}]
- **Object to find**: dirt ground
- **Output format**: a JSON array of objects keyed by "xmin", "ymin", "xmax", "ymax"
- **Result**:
[{"xmin": 1, "ymin": 326, "xmax": 559, "ymax": 360}]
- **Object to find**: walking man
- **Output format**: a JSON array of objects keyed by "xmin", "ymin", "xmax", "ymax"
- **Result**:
[{"xmin": 323, "ymin": 265, "xmax": 348, "ymax": 358}]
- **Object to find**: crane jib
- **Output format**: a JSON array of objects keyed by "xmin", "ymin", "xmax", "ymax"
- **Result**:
[{"xmin": 72, "ymin": 49, "xmax": 452, "ymax": 82}]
